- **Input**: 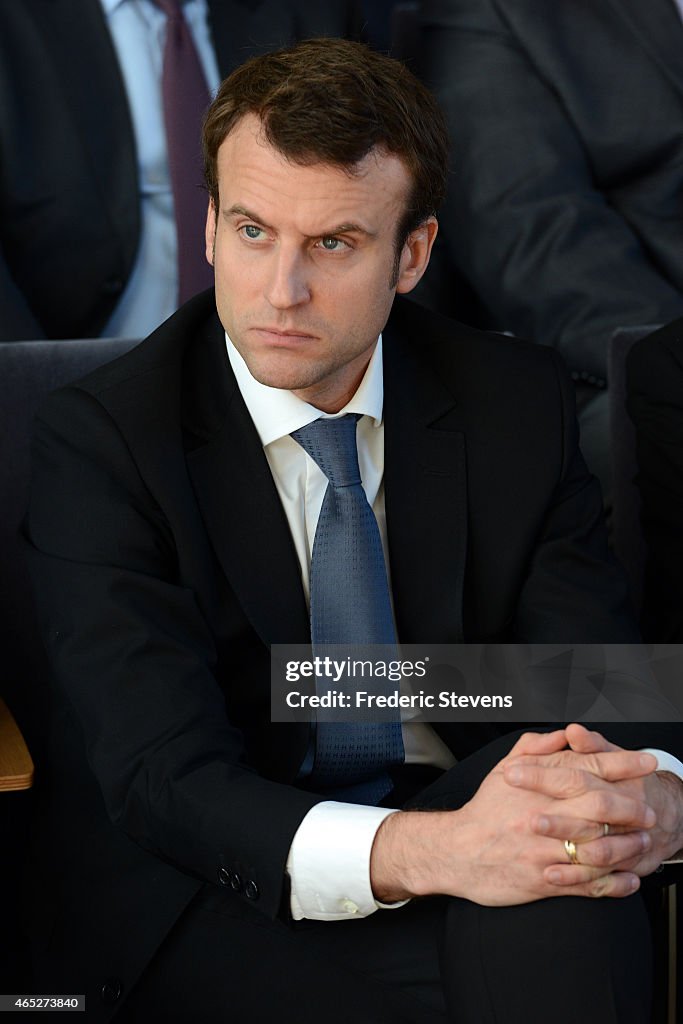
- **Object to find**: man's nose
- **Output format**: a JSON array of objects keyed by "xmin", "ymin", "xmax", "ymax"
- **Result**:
[{"xmin": 265, "ymin": 246, "xmax": 311, "ymax": 309}]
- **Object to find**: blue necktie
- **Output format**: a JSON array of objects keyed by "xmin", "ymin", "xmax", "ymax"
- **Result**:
[{"xmin": 291, "ymin": 415, "xmax": 404, "ymax": 803}]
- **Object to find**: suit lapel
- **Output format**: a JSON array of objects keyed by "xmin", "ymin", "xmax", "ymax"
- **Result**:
[
  {"xmin": 607, "ymin": 0, "xmax": 683, "ymax": 101},
  {"xmin": 383, "ymin": 304, "xmax": 467, "ymax": 644},
  {"xmin": 182, "ymin": 300, "xmax": 469, "ymax": 649},
  {"xmin": 184, "ymin": 323, "xmax": 310, "ymax": 647}
]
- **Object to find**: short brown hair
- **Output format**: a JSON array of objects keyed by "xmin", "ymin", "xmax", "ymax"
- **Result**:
[{"xmin": 203, "ymin": 38, "xmax": 449, "ymax": 250}]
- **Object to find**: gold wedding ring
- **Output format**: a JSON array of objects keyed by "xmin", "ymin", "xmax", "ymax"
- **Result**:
[{"xmin": 564, "ymin": 839, "xmax": 580, "ymax": 865}]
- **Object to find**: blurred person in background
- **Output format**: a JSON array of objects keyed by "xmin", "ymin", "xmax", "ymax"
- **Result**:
[
  {"xmin": 418, "ymin": 0, "xmax": 683, "ymax": 494},
  {"xmin": 0, "ymin": 0, "xmax": 359, "ymax": 342}
]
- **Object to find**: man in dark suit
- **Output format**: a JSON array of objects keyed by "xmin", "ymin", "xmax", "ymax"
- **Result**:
[
  {"xmin": 0, "ymin": 0, "xmax": 358, "ymax": 341},
  {"xmin": 24, "ymin": 38, "xmax": 683, "ymax": 1023},
  {"xmin": 418, "ymin": 0, "xmax": 683, "ymax": 488}
]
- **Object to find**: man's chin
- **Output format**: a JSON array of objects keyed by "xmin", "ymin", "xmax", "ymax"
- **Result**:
[
  {"xmin": 242, "ymin": 352, "xmax": 327, "ymax": 393},
  {"xmin": 249, "ymin": 365, "xmax": 327, "ymax": 394}
]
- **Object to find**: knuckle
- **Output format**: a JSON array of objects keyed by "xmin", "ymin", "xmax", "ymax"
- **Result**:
[
  {"xmin": 589, "ymin": 843, "xmax": 609, "ymax": 868},
  {"xmin": 590, "ymin": 792, "xmax": 611, "ymax": 820},
  {"xmin": 635, "ymin": 799, "xmax": 651, "ymax": 825},
  {"xmin": 560, "ymin": 767, "xmax": 584, "ymax": 796},
  {"xmin": 588, "ymin": 875, "xmax": 610, "ymax": 898}
]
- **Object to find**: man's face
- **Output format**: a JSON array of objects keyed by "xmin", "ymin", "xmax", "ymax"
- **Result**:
[{"xmin": 205, "ymin": 114, "xmax": 436, "ymax": 412}]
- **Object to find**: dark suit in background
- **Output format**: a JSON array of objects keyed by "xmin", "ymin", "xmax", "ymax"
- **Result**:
[
  {"xmin": 0, "ymin": 0, "xmax": 358, "ymax": 341},
  {"xmin": 24, "ymin": 289, "xmax": 662, "ymax": 1020},
  {"xmin": 418, "ymin": 0, "xmax": 683, "ymax": 460},
  {"xmin": 420, "ymin": 0, "xmax": 683, "ymax": 379},
  {"xmin": 628, "ymin": 319, "xmax": 683, "ymax": 641}
]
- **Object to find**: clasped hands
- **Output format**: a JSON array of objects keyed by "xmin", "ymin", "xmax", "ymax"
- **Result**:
[{"xmin": 370, "ymin": 725, "xmax": 683, "ymax": 907}]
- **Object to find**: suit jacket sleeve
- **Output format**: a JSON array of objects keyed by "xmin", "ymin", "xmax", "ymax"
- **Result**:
[
  {"xmin": 25, "ymin": 385, "xmax": 322, "ymax": 921},
  {"xmin": 421, "ymin": 0, "xmax": 683, "ymax": 379}
]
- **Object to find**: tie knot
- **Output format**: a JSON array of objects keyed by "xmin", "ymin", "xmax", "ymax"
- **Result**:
[
  {"xmin": 291, "ymin": 415, "xmax": 361, "ymax": 489},
  {"xmin": 151, "ymin": 0, "xmax": 182, "ymax": 19}
]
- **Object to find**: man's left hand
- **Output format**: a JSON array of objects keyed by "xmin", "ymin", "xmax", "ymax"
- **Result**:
[{"xmin": 502, "ymin": 724, "xmax": 683, "ymax": 885}]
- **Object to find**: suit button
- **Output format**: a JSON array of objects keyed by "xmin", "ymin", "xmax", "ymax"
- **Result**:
[
  {"xmin": 100, "ymin": 978, "xmax": 123, "ymax": 1005},
  {"xmin": 245, "ymin": 879, "xmax": 259, "ymax": 900},
  {"xmin": 218, "ymin": 867, "xmax": 243, "ymax": 891}
]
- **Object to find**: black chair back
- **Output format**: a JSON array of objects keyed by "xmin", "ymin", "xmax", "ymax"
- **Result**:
[{"xmin": 0, "ymin": 337, "xmax": 139, "ymax": 751}]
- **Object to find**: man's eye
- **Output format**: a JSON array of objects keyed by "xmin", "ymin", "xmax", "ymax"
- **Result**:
[
  {"xmin": 318, "ymin": 237, "xmax": 347, "ymax": 252},
  {"xmin": 241, "ymin": 225, "xmax": 265, "ymax": 240}
]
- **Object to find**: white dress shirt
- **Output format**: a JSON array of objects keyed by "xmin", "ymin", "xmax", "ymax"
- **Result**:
[
  {"xmin": 226, "ymin": 331, "xmax": 683, "ymax": 917},
  {"xmin": 98, "ymin": 0, "xmax": 220, "ymax": 339},
  {"xmin": 226, "ymin": 333, "xmax": 456, "ymax": 920}
]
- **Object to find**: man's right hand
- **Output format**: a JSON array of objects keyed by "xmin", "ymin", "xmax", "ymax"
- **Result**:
[{"xmin": 369, "ymin": 730, "xmax": 655, "ymax": 906}]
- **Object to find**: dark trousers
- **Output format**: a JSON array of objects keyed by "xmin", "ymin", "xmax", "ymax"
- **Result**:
[{"xmin": 118, "ymin": 734, "xmax": 654, "ymax": 1023}]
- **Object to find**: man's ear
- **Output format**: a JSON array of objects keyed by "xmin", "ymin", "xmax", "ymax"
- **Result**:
[
  {"xmin": 205, "ymin": 198, "xmax": 217, "ymax": 267},
  {"xmin": 395, "ymin": 217, "xmax": 438, "ymax": 294}
]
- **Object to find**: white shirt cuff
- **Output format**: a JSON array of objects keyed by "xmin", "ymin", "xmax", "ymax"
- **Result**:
[
  {"xmin": 286, "ymin": 802, "xmax": 409, "ymax": 920},
  {"xmin": 641, "ymin": 748, "xmax": 683, "ymax": 864},
  {"xmin": 641, "ymin": 748, "xmax": 683, "ymax": 782}
]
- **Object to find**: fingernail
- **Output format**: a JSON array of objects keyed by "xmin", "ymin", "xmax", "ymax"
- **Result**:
[
  {"xmin": 645, "ymin": 807, "xmax": 656, "ymax": 827},
  {"xmin": 640, "ymin": 754, "xmax": 657, "ymax": 770},
  {"xmin": 507, "ymin": 766, "xmax": 523, "ymax": 785},
  {"xmin": 547, "ymin": 870, "xmax": 562, "ymax": 884},
  {"xmin": 641, "ymin": 832, "xmax": 651, "ymax": 850},
  {"xmin": 629, "ymin": 876, "xmax": 639, "ymax": 892},
  {"xmin": 536, "ymin": 816, "xmax": 550, "ymax": 833}
]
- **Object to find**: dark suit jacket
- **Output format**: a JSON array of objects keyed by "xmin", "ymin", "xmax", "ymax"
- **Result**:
[
  {"xmin": 25, "ymin": 292, "xmax": 651, "ymax": 1017},
  {"xmin": 0, "ymin": 0, "xmax": 359, "ymax": 341},
  {"xmin": 628, "ymin": 318, "xmax": 683, "ymax": 640},
  {"xmin": 420, "ymin": 0, "xmax": 683, "ymax": 380}
]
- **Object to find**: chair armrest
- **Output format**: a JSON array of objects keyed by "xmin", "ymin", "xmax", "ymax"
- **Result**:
[{"xmin": 0, "ymin": 697, "xmax": 34, "ymax": 791}]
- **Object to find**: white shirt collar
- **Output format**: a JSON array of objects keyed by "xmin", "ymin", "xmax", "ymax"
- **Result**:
[
  {"xmin": 99, "ymin": 0, "xmax": 193, "ymax": 13},
  {"xmin": 226, "ymin": 333, "xmax": 384, "ymax": 448}
]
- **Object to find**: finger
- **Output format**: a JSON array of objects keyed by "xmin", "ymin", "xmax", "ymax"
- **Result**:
[
  {"xmin": 509, "ymin": 770, "xmax": 657, "ymax": 829},
  {"xmin": 565, "ymin": 723, "xmax": 620, "ymax": 754},
  {"xmin": 532, "ymin": 814, "xmax": 631, "ymax": 842},
  {"xmin": 562, "ymin": 831, "xmax": 651, "ymax": 870},
  {"xmin": 560, "ymin": 791, "xmax": 656, "ymax": 831},
  {"xmin": 505, "ymin": 761, "xmax": 656, "ymax": 800},
  {"xmin": 505, "ymin": 762, "xmax": 590, "ymax": 797},
  {"xmin": 508, "ymin": 729, "xmax": 567, "ymax": 758},
  {"xmin": 546, "ymin": 868, "xmax": 640, "ymax": 899},
  {"xmin": 507, "ymin": 749, "xmax": 657, "ymax": 783}
]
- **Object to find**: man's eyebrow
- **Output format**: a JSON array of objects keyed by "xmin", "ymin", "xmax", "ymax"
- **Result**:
[
  {"xmin": 320, "ymin": 222, "xmax": 375, "ymax": 239},
  {"xmin": 224, "ymin": 205, "xmax": 374, "ymax": 239},
  {"xmin": 224, "ymin": 205, "xmax": 275, "ymax": 232}
]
